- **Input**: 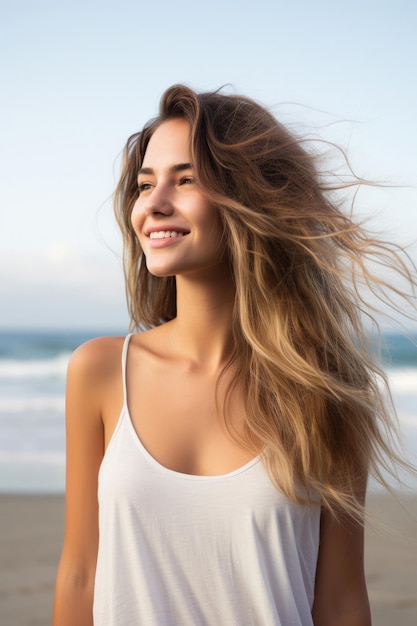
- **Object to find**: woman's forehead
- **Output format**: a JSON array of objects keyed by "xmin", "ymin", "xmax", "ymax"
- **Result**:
[{"xmin": 142, "ymin": 119, "xmax": 192, "ymax": 170}]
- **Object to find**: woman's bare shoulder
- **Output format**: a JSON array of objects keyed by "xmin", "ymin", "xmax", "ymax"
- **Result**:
[{"xmin": 67, "ymin": 335, "xmax": 128, "ymax": 385}]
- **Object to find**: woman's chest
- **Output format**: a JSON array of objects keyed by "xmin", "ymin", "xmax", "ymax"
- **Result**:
[{"xmin": 125, "ymin": 356, "xmax": 258, "ymax": 476}]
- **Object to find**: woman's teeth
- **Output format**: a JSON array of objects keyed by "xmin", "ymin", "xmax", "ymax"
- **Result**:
[{"xmin": 149, "ymin": 231, "xmax": 185, "ymax": 239}]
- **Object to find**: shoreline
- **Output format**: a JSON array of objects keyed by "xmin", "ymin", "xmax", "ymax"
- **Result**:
[{"xmin": 0, "ymin": 492, "xmax": 416, "ymax": 625}]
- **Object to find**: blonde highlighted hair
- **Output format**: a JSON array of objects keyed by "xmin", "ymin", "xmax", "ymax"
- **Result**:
[{"xmin": 114, "ymin": 85, "xmax": 416, "ymax": 521}]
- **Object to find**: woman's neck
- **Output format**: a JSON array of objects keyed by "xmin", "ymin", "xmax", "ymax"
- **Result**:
[{"xmin": 168, "ymin": 268, "xmax": 236, "ymax": 370}]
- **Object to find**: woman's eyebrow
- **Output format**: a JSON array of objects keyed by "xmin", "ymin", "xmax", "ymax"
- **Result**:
[{"xmin": 138, "ymin": 162, "xmax": 193, "ymax": 176}]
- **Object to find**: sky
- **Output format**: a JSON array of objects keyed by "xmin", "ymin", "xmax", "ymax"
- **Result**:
[{"xmin": 1, "ymin": 0, "xmax": 416, "ymax": 330}]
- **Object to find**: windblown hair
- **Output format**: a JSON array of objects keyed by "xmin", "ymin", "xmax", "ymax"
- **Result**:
[{"xmin": 114, "ymin": 84, "xmax": 417, "ymax": 521}]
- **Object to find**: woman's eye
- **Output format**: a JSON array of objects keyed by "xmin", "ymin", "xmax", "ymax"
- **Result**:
[
  {"xmin": 179, "ymin": 176, "xmax": 194, "ymax": 186},
  {"xmin": 138, "ymin": 182, "xmax": 152, "ymax": 194}
]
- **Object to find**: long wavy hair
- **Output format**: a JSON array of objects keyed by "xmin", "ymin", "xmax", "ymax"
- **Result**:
[{"xmin": 114, "ymin": 84, "xmax": 416, "ymax": 521}]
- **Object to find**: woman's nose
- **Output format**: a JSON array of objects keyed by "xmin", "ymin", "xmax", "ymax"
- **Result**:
[{"xmin": 143, "ymin": 183, "xmax": 174, "ymax": 216}]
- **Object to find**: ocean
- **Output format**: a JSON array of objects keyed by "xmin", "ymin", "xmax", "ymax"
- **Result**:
[{"xmin": 0, "ymin": 329, "xmax": 416, "ymax": 493}]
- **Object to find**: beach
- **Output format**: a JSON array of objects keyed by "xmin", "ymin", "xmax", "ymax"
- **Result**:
[
  {"xmin": 0, "ymin": 492, "xmax": 416, "ymax": 625},
  {"xmin": 1, "ymin": 330, "xmax": 416, "ymax": 623}
]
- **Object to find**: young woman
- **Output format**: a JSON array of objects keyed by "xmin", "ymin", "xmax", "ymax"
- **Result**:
[{"xmin": 53, "ymin": 85, "xmax": 416, "ymax": 625}]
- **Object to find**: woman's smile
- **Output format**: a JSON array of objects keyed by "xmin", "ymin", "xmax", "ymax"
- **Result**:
[{"xmin": 147, "ymin": 230, "xmax": 189, "ymax": 248}]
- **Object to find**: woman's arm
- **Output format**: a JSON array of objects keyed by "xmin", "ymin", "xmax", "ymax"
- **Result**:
[
  {"xmin": 312, "ymin": 494, "xmax": 371, "ymax": 626},
  {"xmin": 52, "ymin": 341, "xmax": 108, "ymax": 626}
]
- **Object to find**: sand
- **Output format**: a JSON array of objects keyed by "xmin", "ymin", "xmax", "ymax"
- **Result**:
[
  {"xmin": 365, "ymin": 492, "xmax": 417, "ymax": 625},
  {"xmin": 0, "ymin": 492, "xmax": 416, "ymax": 625}
]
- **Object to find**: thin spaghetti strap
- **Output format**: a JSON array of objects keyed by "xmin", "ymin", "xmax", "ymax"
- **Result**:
[{"xmin": 121, "ymin": 333, "xmax": 134, "ymax": 406}]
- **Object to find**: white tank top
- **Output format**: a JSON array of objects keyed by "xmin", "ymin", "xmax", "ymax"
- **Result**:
[{"xmin": 93, "ymin": 335, "xmax": 320, "ymax": 625}]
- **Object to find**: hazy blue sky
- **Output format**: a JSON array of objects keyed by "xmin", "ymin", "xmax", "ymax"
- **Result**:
[{"xmin": 1, "ymin": 0, "xmax": 416, "ymax": 330}]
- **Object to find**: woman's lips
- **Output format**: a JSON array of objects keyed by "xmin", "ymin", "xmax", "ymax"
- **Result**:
[{"xmin": 147, "ymin": 230, "xmax": 190, "ymax": 248}]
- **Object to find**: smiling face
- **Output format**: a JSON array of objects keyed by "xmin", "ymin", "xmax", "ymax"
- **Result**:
[{"xmin": 131, "ymin": 118, "xmax": 227, "ymax": 279}]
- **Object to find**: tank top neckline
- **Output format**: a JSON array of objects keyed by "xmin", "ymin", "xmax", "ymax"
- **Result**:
[{"xmin": 119, "ymin": 333, "xmax": 262, "ymax": 482}]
